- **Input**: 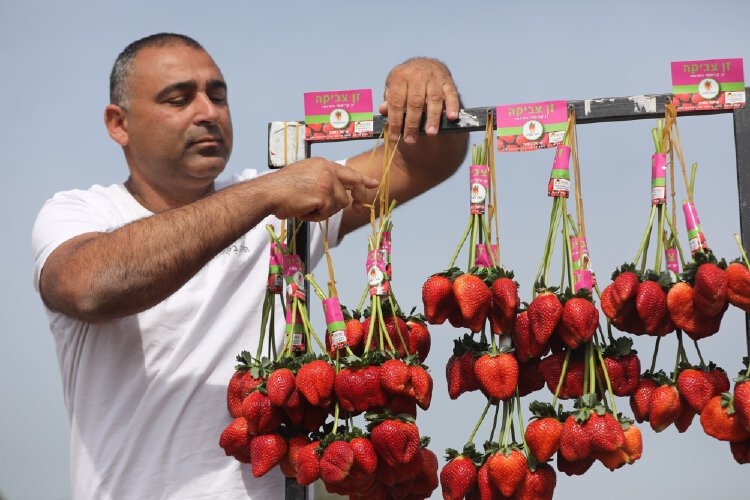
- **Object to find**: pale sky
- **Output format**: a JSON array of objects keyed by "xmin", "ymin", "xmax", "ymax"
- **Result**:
[{"xmin": 2, "ymin": 1, "xmax": 749, "ymax": 498}]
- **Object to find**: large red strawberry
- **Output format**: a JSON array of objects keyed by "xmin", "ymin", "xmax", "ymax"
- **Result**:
[
  {"xmin": 335, "ymin": 364, "xmax": 387, "ymax": 414},
  {"xmin": 599, "ymin": 340, "xmax": 641, "ymax": 397},
  {"xmin": 219, "ymin": 417, "xmax": 252, "ymax": 463},
  {"xmin": 559, "ymin": 415, "xmax": 592, "ymax": 462},
  {"xmin": 524, "ymin": 403, "xmax": 562, "ymax": 463},
  {"xmin": 327, "ymin": 308, "xmax": 366, "ymax": 356},
  {"xmin": 369, "ymin": 416, "xmax": 420, "ymax": 467},
  {"xmin": 700, "ymin": 393, "xmax": 750, "ymax": 441},
  {"xmin": 604, "ymin": 268, "xmax": 639, "ymax": 319},
  {"xmin": 674, "ymin": 398, "xmax": 697, "ymax": 433},
  {"xmin": 517, "ymin": 357, "xmax": 546, "ymax": 397},
  {"xmin": 475, "ymin": 462, "xmax": 498, "ymax": 499},
  {"xmin": 584, "ymin": 411, "xmax": 625, "ymax": 452},
  {"xmin": 380, "ymin": 358, "xmax": 411, "ymax": 396},
  {"xmin": 667, "ymin": 282, "xmax": 724, "ymax": 340},
  {"xmin": 406, "ymin": 447, "xmax": 439, "ymax": 498},
  {"xmin": 294, "ymin": 440, "xmax": 321, "ymax": 486},
  {"xmin": 474, "ymin": 352, "xmax": 519, "ymax": 402},
  {"xmin": 735, "ymin": 377, "xmax": 750, "ymax": 431},
  {"xmin": 528, "ymin": 291, "xmax": 563, "ymax": 345},
  {"xmin": 556, "ymin": 296, "xmax": 599, "ymax": 349},
  {"xmin": 635, "ymin": 279, "xmax": 674, "ymax": 336},
  {"xmin": 555, "ymin": 450, "xmax": 595, "ymax": 477},
  {"xmin": 489, "ymin": 275, "xmax": 520, "ymax": 335},
  {"xmin": 409, "ymin": 364, "xmax": 433, "ymax": 410},
  {"xmin": 453, "ymin": 273, "xmax": 492, "ymax": 332},
  {"xmin": 280, "ymin": 433, "xmax": 311, "ymax": 478},
  {"xmin": 363, "ymin": 313, "xmax": 409, "ymax": 357},
  {"xmin": 515, "ymin": 462, "xmax": 556, "ymax": 500},
  {"xmin": 485, "ymin": 446, "xmax": 527, "ymax": 497},
  {"xmin": 726, "ymin": 261, "xmax": 750, "ymax": 312},
  {"xmin": 446, "ymin": 338, "xmax": 482, "ymax": 399},
  {"xmin": 319, "ymin": 439, "xmax": 355, "ymax": 486},
  {"xmin": 250, "ymin": 432, "xmax": 287, "ymax": 477},
  {"xmin": 693, "ymin": 262, "xmax": 728, "ymax": 317},
  {"xmin": 241, "ymin": 390, "xmax": 283, "ymax": 435},
  {"xmin": 630, "ymin": 376, "xmax": 658, "ymax": 422},
  {"xmin": 266, "ymin": 368, "xmax": 296, "ymax": 408},
  {"xmin": 226, "ymin": 352, "xmax": 267, "ymax": 417},
  {"xmin": 296, "ymin": 359, "xmax": 335, "ymax": 409},
  {"xmin": 677, "ymin": 365, "xmax": 729, "ymax": 413},
  {"xmin": 406, "ymin": 315, "xmax": 431, "ymax": 363},
  {"xmin": 440, "ymin": 454, "xmax": 478, "ymax": 500},
  {"xmin": 539, "ymin": 351, "xmax": 584, "ymax": 400},
  {"xmin": 730, "ymin": 438, "xmax": 750, "ymax": 464},
  {"xmin": 422, "ymin": 271, "xmax": 460, "ymax": 325},
  {"xmin": 512, "ymin": 310, "xmax": 550, "ymax": 362},
  {"xmin": 649, "ymin": 384, "xmax": 683, "ymax": 432}
]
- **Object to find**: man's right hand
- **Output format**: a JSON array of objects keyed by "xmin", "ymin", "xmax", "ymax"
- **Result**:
[{"xmin": 265, "ymin": 158, "xmax": 379, "ymax": 222}]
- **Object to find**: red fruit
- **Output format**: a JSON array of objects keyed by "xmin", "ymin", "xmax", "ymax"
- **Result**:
[
  {"xmin": 250, "ymin": 433, "xmax": 287, "ymax": 477},
  {"xmin": 555, "ymin": 451, "xmax": 594, "ymax": 476},
  {"xmin": 241, "ymin": 390, "xmax": 283, "ymax": 435},
  {"xmin": 528, "ymin": 292, "xmax": 563, "ymax": 345},
  {"xmin": 227, "ymin": 370, "xmax": 264, "ymax": 418},
  {"xmin": 525, "ymin": 417, "xmax": 562, "ymax": 462},
  {"xmin": 667, "ymin": 282, "xmax": 723, "ymax": 340},
  {"xmin": 734, "ymin": 379, "xmax": 750, "ymax": 430},
  {"xmin": 475, "ymin": 462, "xmax": 499, "ymax": 499},
  {"xmin": 621, "ymin": 424, "xmax": 643, "ymax": 463},
  {"xmin": 474, "ymin": 353, "xmax": 519, "ymax": 402},
  {"xmin": 610, "ymin": 271, "xmax": 640, "ymax": 312},
  {"xmin": 385, "ymin": 394, "xmax": 417, "ymax": 417},
  {"xmin": 677, "ymin": 367, "xmax": 727, "ymax": 413},
  {"xmin": 635, "ymin": 280, "xmax": 673, "ymax": 336},
  {"xmin": 693, "ymin": 263, "xmax": 728, "ymax": 317},
  {"xmin": 409, "ymin": 448, "xmax": 439, "ymax": 497},
  {"xmin": 446, "ymin": 351, "xmax": 481, "ymax": 399},
  {"xmin": 295, "ymin": 440, "xmax": 321, "ymax": 486},
  {"xmin": 584, "ymin": 412, "xmax": 624, "ymax": 452},
  {"xmin": 422, "ymin": 274, "xmax": 458, "ymax": 325},
  {"xmin": 440, "ymin": 455, "xmax": 478, "ymax": 500},
  {"xmin": 517, "ymin": 357, "xmax": 546, "ymax": 397},
  {"xmin": 370, "ymin": 419, "xmax": 420, "ymax": 466},
  {"xmin": 280, "ymin": 434, "xmax": 310, "ymax": 478},
  {"xmin": 364, "ymin": 314, "xmax": 409, "ymax": 357},
  {"xmin": 335, "ymin": 365, "xmax": 386, "ymax": 414},
  {"xmin": 326, "ymin": 316, "xmax": 366, "ymax": 356},
  {"xmin": 649, "ymin": 384, "xmax": 683, "ymax": 432},
  {"xmin": 630, "ymin": 377, "xmax": 658, "ymax": 422},
  {"xmin": 600, "ymin": 352, "xmax": 641, "ymax": 397},
  {"xmin": 485, "ymin": 448, "xmax": 527, "ymax": 497},
  {"xmin": 489, "ymin": 278, "xmax": 520, "ymax": 335},
  {"xmin": 674, "ymin": 399, "xmax": 697, "ymax": 433},
  {"xmin": 453, "ymin": 273, "xmax": 492, "ymax": 333},
  {"xmin": 266, "ymin": 368, "xmax": 296, "ymax": 407},
  {"xmin": 409, "ymin": 365, "xmax": 433, "ymax": 410},
  {"xmin": 539, "ymin": 352, "xmax": 584, "ymax": 400},
  {"xmin": 515, "ymin": 462, "xmax": 556, "ymax": 500},
  {"xmin": 559, "ymin": 415, "xmax": 592, "ymax": 462},
  {"xmin": 726, "ymin": 262, "xmax": 750, "ymax": 312},
  {"xmin": 512, "ymin": 311, "xmax": 550, "ymax": 362},
  {"xmin": 730, "ymin": 438, "xmax": 750, "ymax": 464},
  {"xmin": 700, "ymin": 394, "xmax": 750, "ymax": 441},
  {"xmin": 320, "ymin": 440, "xmax": 354, "ymax": 485},
  {"xmin": 300, "ymin": 402, "xmax": 329, "ymax": 433},
  {"xmin": 406, "ymin": 317, "xmax": 431, "ymax": 363},
  {"xmin": 296, "ymin": 359, "xmax": 335, "ymax": 409},
  {"xmin": 219, "ymin": 417, "xmax": 251, "ymax": 463},
  {"xmin": 350, "ymin": 436, "xmax": 378, "ymax": 477},
  {"xmin": 380, "ymin": 359, "xmax": 411, "ymax": 396},
  {"xmin": 557, "ymin": 297, "xmax": 599, "ymax": 349}
]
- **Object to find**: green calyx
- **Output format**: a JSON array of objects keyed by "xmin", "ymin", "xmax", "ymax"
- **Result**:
[
  {"xmin": 528, "ymin": 401, "xmax": 561, "ymax": 420},
  {"xmin": 603, "ymin": 336, "xmax": 636, "ymax": 358},
  {"xmin": 611, "ymin": 262, "xmax": 639, "ymax": 281}
]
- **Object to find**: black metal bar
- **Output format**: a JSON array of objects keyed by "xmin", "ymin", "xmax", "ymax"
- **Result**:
[{"xmin": 734, "ymin": 105, "xmax": 750, "ymax": 356}]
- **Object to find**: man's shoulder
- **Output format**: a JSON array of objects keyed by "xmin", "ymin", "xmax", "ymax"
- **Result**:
[{"xmin": 45, "ymin": 182, "xmax": 126, "ymax": 206}]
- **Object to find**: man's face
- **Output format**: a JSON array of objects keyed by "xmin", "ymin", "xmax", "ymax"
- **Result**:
[{"xmin": 121, "ymin": 44, "xmax": 233, "ymax": 194}]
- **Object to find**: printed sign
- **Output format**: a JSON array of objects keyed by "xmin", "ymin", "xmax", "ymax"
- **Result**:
[
  {"xmin": 671, "ymin": 58, "xmax": 745, "ymax": 111},
  {"xmin": 496, "ymin": 100, "xmax": 568, "ymax": 152},
  {"xmin": 304, "ymin": 89, "xmax": 374, "ymax": 141}
]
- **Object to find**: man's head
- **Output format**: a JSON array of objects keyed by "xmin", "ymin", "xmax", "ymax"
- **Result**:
[{"xmin": 105, "ymin": 33, "xmax": 233, "ymax": 207}]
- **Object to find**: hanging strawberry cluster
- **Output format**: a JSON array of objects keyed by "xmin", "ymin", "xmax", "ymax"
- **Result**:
[{"xmin": 219, "ymin": 130, "xmax": 441, "ymax": 498}]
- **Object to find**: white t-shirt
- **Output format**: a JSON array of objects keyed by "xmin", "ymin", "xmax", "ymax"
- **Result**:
[{"xmin": 31, "ymin": 168, "xmax": 341, "ymax": 500}]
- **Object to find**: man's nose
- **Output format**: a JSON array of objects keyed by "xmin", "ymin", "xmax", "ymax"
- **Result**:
[{"xmin": 193, "ymin": 93, "xmax": 220, "ymax": 124}]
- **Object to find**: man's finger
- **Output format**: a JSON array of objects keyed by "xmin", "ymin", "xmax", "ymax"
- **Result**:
[
  {"xmin": 385, "ymin": 79, "xmax": 407, "ymax": 141},
  {"xmin": 443, "ymin": 81, "xmax": 460, "ymax": 121},
  {"xmin": 335, "ymin": 164, "xmax": 379, "ymax": 190},
  {"xmin": 403, "ymin": 79, "xmax": 427, "ymax": 144},
  {"xmin": 424, "ymin": 79, "xmax": 444, "ymax": 136}
]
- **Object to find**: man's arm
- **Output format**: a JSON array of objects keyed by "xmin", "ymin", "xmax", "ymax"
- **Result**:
[
  {"xmin": 340, "ymin": 57, "xmax": 469, "ymax": 235},
  {"xmin": 39, "ymin": 159, "xmax": 377, "ymax": 322}
]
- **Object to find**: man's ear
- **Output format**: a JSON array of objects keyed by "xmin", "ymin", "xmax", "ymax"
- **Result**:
[{"xmin": 104, "ymin": 104, "xmax": 128, "ymax": 146}]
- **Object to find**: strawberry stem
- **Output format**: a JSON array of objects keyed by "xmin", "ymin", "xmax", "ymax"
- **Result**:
[
  {"xmin": 583, "ymin": 344, "xmax": 591, "ymax": 395},
  {"xmin": 388, "ymin": 295, "xmax": 410, "ymax": 356},
  {"xmin": 689, "ymin": 162, "xmax": 698, "ymax": 200},
  {"xmin": 505, "ymin": 397, "xmax": 516, "ymax": 447},
  {"xmin": 269, "ymin": 304, "xmax": 277, "ymax": 359},
  {"xmin": 594, "ymin": 337, "xmax": 618, "ymax": 413},
  {"xmin": 498, "ymin": 400, "xmax": 509, "ymax": 446},
  {"xmin": 672, "ymin": 330, "xmax": 684, "ymax": 382},
  {"xmin": 734, "ymin": 234, "xmax": 750, "ymax": 268},
  {"xmin": 449, "ymin": 218, "xmax": 474, "ymax": 269},
  {"xmin": 363, "ymin": 298, "xmax": 378, "ymax": 355},
  {"xmin": 257, "ymin": 294, "xmax": 272, "ymax": 360},
  {"xmin": 535, "ymin": 197, "xmax": 561, "ymax": 292},
  {"xmin": 654, "ymin": 204, "xmax": 665, "ymax": 273},
  {"xmin": 305, "ymin": 274, "xmax": 327, "ymax": 301},
  {"xmin": 298, "ymin": 302, "xmax": 329, "ymax": 358},
  {"xmin": 634, "ymin": 205, "xmax": 656, "ymax": 273},
  {"xmin": 692, "ymin": 340, "xmax": 705, "ymax": 367},
  {"xmin": 468, "ymin": 400, "xmax": 492, "ymax": 445},
  {"xmin": 469, "ymin": 214, "xmax": 479, "ymax": 269},
  {"xmin": 650, "ymin": 336, "xmax": 661, "ymax": 373},
  {"xmin": 488, "ymin": 402, "xmax": 501, "ymax": 442},
  {"xmin": 665, "ymin": 214, "xmax": 687, "ymax": 268},
  {"xmin": 515, "ymin": 390, "xmax": 530, "ymax": 456},
  {"xmin": 552, "ymin": 349, "xmax": 572, "ymax": 407},
  {"xmin": 561, "ymin": 198, "xmax": 575, "ymax": 290}
]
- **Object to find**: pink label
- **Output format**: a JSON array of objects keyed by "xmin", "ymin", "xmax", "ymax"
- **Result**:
[
  {"xmin": 651, "ymin": 154, "xmax": 667, "ymax": 180},
  {"xmin": 470, "ymin": 164, "xmax": 489, "ymax": 214},
  {"xmin": 671, "ymin": 59, "xmax": 744, "ymax": 86},
  {"xmin": 323, "ymin": 297, "xmax": 345, "ymax": 324},
  {"xmin": 683, "ymin": 202, "xmax": 701, "ymax": 231},
  {"xmin": 475, "ymin": 244, "xmax": 498, "ymax": 268},
  {"xmin": 304, "ymin": 89, "xmax": 373, "ymax": 115},
  {"xmin": 283, "ymin": 254, "xmax": 306, "ymax": 300},
  {"xmin": 366, "ymin": 250, "xmax": 390, "ymax": 296},
  {"xmin": 574, "ymin": 270, "xmax": 593, "ymax": 293},
  {"xmin": 553, "ymin": 146, "xmax": 571, "ymax": 171},
  {"xmin": 665, "ymin": 248, "xmax": 680, "ymax": 274},
  {"xmin": 570, "ymin": 237, "xmax": 580, "ymax": 262},
  {"xmin": 496, "ymin": 101, "xmax": 568, "ymax": 128}
]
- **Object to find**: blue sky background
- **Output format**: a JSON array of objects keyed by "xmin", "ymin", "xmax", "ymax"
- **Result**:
[{"xmin": 2, "ymin": 1, "xmax": 749, "ymax": 498}]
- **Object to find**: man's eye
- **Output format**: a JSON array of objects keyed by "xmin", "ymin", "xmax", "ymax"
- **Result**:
[
  {"xmin": 165, "ymin": 96, "xmax": 189, "ymax": 106},
  {"xmin": 210, "ymin": 94, "xmax": 227, "ymax": 105}
]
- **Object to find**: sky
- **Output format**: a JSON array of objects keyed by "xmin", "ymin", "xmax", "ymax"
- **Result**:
[{"xmin": 1, "ymin": 0, "xmax": 749, "ymax": 498}]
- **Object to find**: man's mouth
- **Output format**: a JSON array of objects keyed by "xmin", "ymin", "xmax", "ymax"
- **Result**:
[{"xmin": 191, "ymin": 136, "xmax": 223, "ymax": 146}]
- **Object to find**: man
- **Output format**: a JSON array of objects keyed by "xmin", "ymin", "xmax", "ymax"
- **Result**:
[{"xmin": 31, "ymin": 33, "xmax": 467, "ymax": 499}]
